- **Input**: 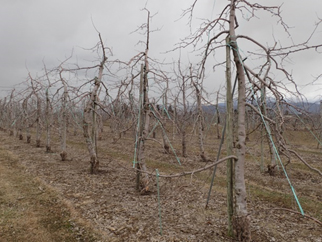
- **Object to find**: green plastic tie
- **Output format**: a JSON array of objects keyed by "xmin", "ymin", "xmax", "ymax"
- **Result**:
[
  {"xmin": 11, "ymin": 120, "xmax": 17, "ymax": 127},
  {"xmin": 163, "ymin": 106, "xmax": 172, "ymax": 120},
  {"xmin": 148, "ymin": 121, "xmax": 159, "ymax": 138}
]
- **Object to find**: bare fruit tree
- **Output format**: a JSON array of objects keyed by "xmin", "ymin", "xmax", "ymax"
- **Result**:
[
  {"xmin": 43, "ymin": 64, "xmax": 55, "ymax": 153},
  {"xmin": 82, "ymin": 33, "xmax": 108, "ymax": 174},
  {"xmin": 228, "ymin": 2, "xmax": 250, "ymax": 239},
  {"xmin": 134, "ymin": 9, "xmax": 153, "ymax": 192},
  {"xmin": 191, "ymin": 69, "xmax": 207, "ymax": 162},
  {"xmin": 59, "ymin": 70, "xmax": 68, "ymax": 161},
  {"xmin": 180, "ymin": 0, "xmax": 322, "ymax": 240},
  {"xmin": 174, "ymin": 61, "xmax": 191, "ymax": 158},
  {"xmin": 28, "ymin": 74, "xmax": 42, "ymax": 148}
]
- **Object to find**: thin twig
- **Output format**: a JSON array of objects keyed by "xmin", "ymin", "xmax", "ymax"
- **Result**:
[
  {"xmin": 133, "ymin": 155, "xmax": 237, "ymax": 178},
  {"xmin": 269, "ymin": 208, "xmax": 322, "ymax": 226}
]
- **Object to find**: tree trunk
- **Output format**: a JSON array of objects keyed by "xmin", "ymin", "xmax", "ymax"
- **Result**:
[
  {"xmin": 23, "ymin": 97, "xmax": 31, "ymax": 144},
  {"xmin": 226, "ymin": 36, "xmax": 234, "ymax": 237},
  {"xmin": 137, "ymin": 64, "xmax": 150, "ymax": 192},
  {"xmin": 260, "ymin": 85, "xmax": 265, "ymax": 172},
  {"xmin": 60, "ymin": 82, "xmax": 68, "ymax": 161},
  {"xmin": 182, "ymin": 77, "xmax": 187, "ymax": 157},
  {"xmin": 318, "ymin": 100, "xmax": 322, "ymax": 149},
  {"xmin": 192, "ymin": 77, "xmax": 206, "ymax": 162},
  {"xmin": 216, "ymin": 91, "xmax": 221, "ymax": 139},
  {"xmin": 45, "ymin": 88, "xmax": 52, "ymax": 153},
  {"xmin": 9, "ymin": 91, "xmax": 15, "ymax": 136},
  {"xmin": 0, "ymin": 98, "xmax": 7, "ymax": 132},
  {"xmin": 92, "ymin": 91, "xmax": 98, "ymax": 157},
  {"xmin": 173, "ymin": 99, "xmax": 177, "ymax": 141},
  {"xmin": 260, "ymin": 82, "xmax": 276, "ymax": 173},
  {"xmin": 83, "ymin": 79, "xmax": 100, "ymax": 174},
  {"xmin": 161, "ymin": 92, "xmax": 170, "ymax": 153},
  {"xmin": 229, "ymin": 1, "xmax": 251, "ymax": 241},
  {"xmin": 83, "ymin": 34, "xmax": 107, "ymax": 174},
  {"xmin": 36, "ymin": 96, "xmax": 41, "ymax": 147}
]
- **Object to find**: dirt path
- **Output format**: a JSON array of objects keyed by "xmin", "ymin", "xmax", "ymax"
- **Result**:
[{"xmin": 0, "ymin": 146, "xmax": 102, "ymax": 242}]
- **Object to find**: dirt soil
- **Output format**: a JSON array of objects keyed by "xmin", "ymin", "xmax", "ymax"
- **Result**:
[{"xmin": 0, "ymin": 128, "xmax": 321, "ymax": 242}]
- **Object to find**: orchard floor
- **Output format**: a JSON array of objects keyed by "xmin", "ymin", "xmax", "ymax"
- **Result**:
[{"xmin": 0, "ymin": 129, "xmax": 321, "ymax": 242}]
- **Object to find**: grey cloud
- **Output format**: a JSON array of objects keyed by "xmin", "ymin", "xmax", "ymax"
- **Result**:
[{"xmin": 0, "ymin": 0, "xmax": 321, "ymax": 100}]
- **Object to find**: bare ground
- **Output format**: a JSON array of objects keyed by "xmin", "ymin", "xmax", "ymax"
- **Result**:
[
  {"xmin": 0, "ymin": 144, "xmax": 102, "ymax": 242},
  {"xmin": 0, "ymin": 127, "xmax": 321, "ymax": 241}
]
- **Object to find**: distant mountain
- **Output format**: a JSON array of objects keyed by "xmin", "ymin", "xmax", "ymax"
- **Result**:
[
  {"xmin": 285, "ymin": 102, "xmax": 320, "ymax": 114},
  {"xmin": 201, "ymin": 101, "xmax": 321, "ymax": 114},
  {"xmin": 201, "ymin": 103, "xmax": 233, "ymax": 114}
]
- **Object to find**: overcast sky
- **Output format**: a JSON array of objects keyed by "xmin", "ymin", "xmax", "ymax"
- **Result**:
[{"xmin": 0, "ymin": 0, "xmax": 321, "ymax": 102}]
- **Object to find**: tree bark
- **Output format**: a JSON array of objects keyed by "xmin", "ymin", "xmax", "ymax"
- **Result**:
[
  {"xmin": 191, "ymin": 72, "xmax": 207, "ymax": 162},
  {"xmin": 60, "ymin": 80, "xmax": 68, "ymax": 161},
  {"xmin": 226, "ymin": 36, "xmax": 234, "ymax": 237},
  {"xmin": 161, "ymin": 86, "xmax": 170, "ymax": 153},
  {"xmin": 318, "ymin": 100, "xmax": 322, "ymax": 149},
  {"xmin": 182, "ymin": 77, "xmax": 187, "ymax": 158},
  {"xmin": 172, "ymin": 99, "xmax": 177, "ymax": 141},
  {"xmin": 260, "ymin": 82, "xmax": 276, "ymax": 172},
  {"xmin": 8, "ymin": 91, "xmax": 15, "ymax": 136},
  {"xmin": 216, "ymin": 91, "xmax": 221, "ymax": 139},
  {"xmin": 36, "ymin": 96, "xmax": 41, "ymax": 147},
  {"xmin": 83, "ymin": 78, "xmax": 100, "ymax": 174},
  {"xmin": 82, "ymin": 34, "xmax": 107, "ymax": 174},
  {"xmin": 23, "ymin": 97, "xmax": 31, "ymax": 144},
  {"xmin": 137, "ymin": 64, "xmax": 150, "ymax": 192},
  {"xmin": 229, "ymin": 1, "xmax": 251, "ymax": 241},
  {"xmin": 45, "ymin": 88, "xmax": 52, "ymax": 153}
]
